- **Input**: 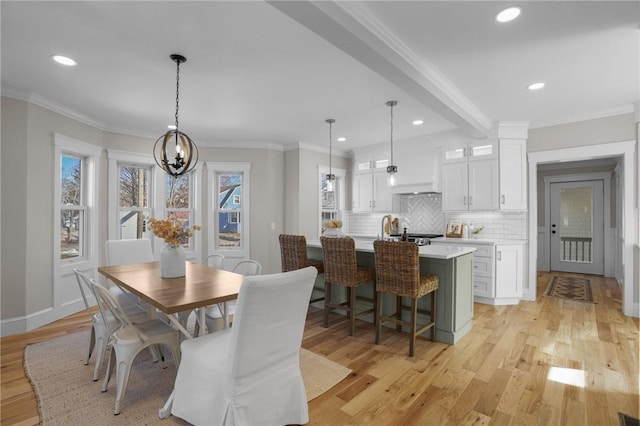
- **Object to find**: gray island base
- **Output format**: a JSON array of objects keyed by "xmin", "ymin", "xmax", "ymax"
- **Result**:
[{"xmin": 307, "ymin": 240, "xmax": 476, "ymax": 345}]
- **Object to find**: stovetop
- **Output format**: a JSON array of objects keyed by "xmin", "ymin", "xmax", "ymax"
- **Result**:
[{"xmin": 390, "ymin": 233, "xmax": 443, "ymax": 239}]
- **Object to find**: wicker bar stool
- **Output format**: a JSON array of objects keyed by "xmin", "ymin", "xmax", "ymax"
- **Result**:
[
  {"xmin": 280, "ymin": 234, "xmax": 324, "ymax": 303},
  {"xmin": 279, "ymin": 234, "xmax": 324, "ymax": 273},
  {"xmin": 320, "ymin": 236, "xmax": 376, "ymax": 336},
  {"xmin": 373, "ymin": 240, "xmax": 439, "ymax": 357}
]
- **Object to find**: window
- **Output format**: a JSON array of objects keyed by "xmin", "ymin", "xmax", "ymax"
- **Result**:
[
  {"xmin": 217, "ymin": 173, "xmax": 243, "ymax": 248},
  {"xmin": 318, "ymin": 166, "xmax": 346, "ymax": 233},
  {"xmin": 53, "ymin": 133, "xmax": 101, "ymax": 265},
  {"xmin": 60, "ymin": 155, "xmax": 86, "ymax": 259},
  {"xmin": 207, "ymin": 162, "xmax": 251, "ymax": 266},
  {"xmin": 118, "ymin": 164, "xmax": 151, "ymax": 240},
  {"xmin": 165, "ymin": 173, "xmax": 196, "ymax": 249}
]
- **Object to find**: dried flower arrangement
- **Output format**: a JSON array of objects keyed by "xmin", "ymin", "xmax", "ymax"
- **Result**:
[
  {"xmin": 323, "ymin": 220, "xmax": 343, "ymax": 229},
  {"xmin": 148, "ymin": 216, "xmax": 201, "ymax": 247}
]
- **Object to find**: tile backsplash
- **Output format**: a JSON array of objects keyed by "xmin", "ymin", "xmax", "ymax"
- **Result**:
[{"xmin": 347, "ymin": 193, "xmax": 527, "ymax": 240}]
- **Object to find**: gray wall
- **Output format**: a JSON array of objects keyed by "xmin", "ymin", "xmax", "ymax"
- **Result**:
[{"xmin": 0, "ymin": 96, "xmax": 340, "ymax": 326}]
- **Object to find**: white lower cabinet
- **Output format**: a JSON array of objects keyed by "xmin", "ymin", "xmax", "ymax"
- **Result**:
[
  {"xmin": 430, "ymin": 239, "xmax": 525, "ymax": 305},
  {"xmin": 495, "ymin": 244, "xmax": 524, "ymax": 299}
]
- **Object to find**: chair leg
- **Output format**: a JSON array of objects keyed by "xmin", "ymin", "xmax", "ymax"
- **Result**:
[
  {"xmin": 113, "ymin": 343, "xmax": 137, "ymax": 415},
  {"xmin": 102, "ymin": 348, "xmax": 116, "ymax": 392},
  {"xmin": 323, "ymin": 281, "xmax": 331, "ymax": 328},
  {"xmin": 85, "ymin": 326, "xmax": 96, "ymax": 365},
  {"xmin": 375, "ymin": 291, "xmax": 383, "ymax": 344},
  {"xmin": 349, "ymin": 286, "xmax": 357, "ymax": 336},
  {"xmin": 93, "ymin": 333, "xmax": 109, "ymax": 381},
  {"xmin": 409, "ymin": 298, "xmax": 418, "ymax": 357}
]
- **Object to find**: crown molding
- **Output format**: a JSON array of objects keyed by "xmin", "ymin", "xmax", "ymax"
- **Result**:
[
  {"xmin": 2, "ymin": 85, "xmax": 107, "ymax": 130},
  {"xmin": 284, "ymin": 141, "xmax": 350, "ymax": 158},
  {"xmin": 529, "ymin": 105, "xmax": 635, "ymax": 129}
]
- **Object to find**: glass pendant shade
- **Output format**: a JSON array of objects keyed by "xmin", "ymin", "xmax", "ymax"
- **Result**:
[{"xmin": 153, "ymin": 54, "xmax": 199, "ymax": 177}]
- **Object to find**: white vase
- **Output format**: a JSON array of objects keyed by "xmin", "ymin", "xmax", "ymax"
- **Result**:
[
  {"xmin": 323, "ymin": 228, "xmax": 343, "ymax": 237},
  {"xmin": 160, "ymin": 243, "xmax": 186, "ymax": 278}
]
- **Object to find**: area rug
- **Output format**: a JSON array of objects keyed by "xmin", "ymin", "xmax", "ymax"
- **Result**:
[
  {"xmin": 544, "ymin": 276, "xmax": 594, "ymax": 303},
  {"xmin": 24, "ymin": 330, "xmax": 351, "ymax": 425}
]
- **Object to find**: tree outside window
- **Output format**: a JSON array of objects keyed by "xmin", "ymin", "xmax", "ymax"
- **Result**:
[
  {"xmin": 118, "ymin": 165, "xmax": 150, "ymax": 239},
  {"xmin": 60, "ymin": 155, "xmax": 85, "ymax": 259},
  {"xmin": 165, "ymin": 173, "xmax": 195, "ymax": 248},
  {"xmin": 217, "ymin": 173, "xmax": 242, "ymax": 248}
]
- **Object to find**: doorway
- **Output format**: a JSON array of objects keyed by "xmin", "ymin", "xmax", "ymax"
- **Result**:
[{"xmin": 549, "ymin": 180, "xmax": 604, "ymax": 275}]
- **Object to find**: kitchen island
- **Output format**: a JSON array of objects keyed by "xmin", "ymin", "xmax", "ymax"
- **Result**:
[{"xmin": 307, "ymin": 239, "xmax": 476, "ymax": 344}]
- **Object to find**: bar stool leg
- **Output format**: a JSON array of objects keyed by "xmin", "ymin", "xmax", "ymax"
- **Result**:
[
  {"xmin": 395, "ymin": 295, "xmax": 402, "ymax": 332},
  {"xmin": 409, "ymin": 298, "xmax": 418, "ymax": 357},
  {"xmin": 375, "ymin": 291, "xmax": 383, "ymax": 344},
  {"xmin": 431, "ymin": 291, "xmax": 437, "ymax": 341},
  {"xmin": 349, "ymin": 286, "xmax": 357, "ymax": 336},
  {"xmin": 323, "ymin": 281, "xmax": 332, "ymax": 328}
]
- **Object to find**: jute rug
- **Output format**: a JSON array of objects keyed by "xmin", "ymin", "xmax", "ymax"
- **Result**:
[
  {"xmin": 24, "ymin": 330, "xmax": 351, "ymax": 425},
  {"xmin": 544, "ymin": 276, "xmax": 595, "ymax": 303}
]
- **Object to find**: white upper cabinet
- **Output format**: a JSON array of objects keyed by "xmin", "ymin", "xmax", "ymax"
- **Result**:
[
  {"xmin": 442, "ymin": 141, "xmax": 498, "ymax": 211},
  {"xmin": 442, "ymin": 138, "xmax": 527, "ymax": 212},
  {"xmin": 352, "ymin": 156, "xmax": 395, "ymax": 212},
  {"xmin": 498, "ymin": 139, "xmax": 527, "ymax": 210}
]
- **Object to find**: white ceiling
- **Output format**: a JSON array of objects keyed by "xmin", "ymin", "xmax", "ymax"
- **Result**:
[{"xmin": 2, "ymin": 1, "xmax": 638, "ymax": 152}]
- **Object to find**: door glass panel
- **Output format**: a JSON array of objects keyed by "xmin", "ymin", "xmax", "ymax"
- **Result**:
[
  {"xmin": 445, "ymin": 148, "xmax": 465, "ymax": 161},
  {"xmin": 559, "ymin": 187, "xmax": 593, "ymax": 263}
]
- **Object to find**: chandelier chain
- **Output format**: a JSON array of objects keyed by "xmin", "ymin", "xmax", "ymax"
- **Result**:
[{"xmin": 175, "ymin": 59, "xmax": 180, "ymax": 131}]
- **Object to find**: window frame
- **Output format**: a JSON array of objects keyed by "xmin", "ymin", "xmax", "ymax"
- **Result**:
[
  {"xmin": 207, "ymin": 162, "xmax": 251, "ymax": 267},
  {"xmin": 53, "ymin": 133, "xmax": 101, "ymax": 269},
  {"xmin": 107, "ymin": 150, "xmax": 202, "ymax": 261}
]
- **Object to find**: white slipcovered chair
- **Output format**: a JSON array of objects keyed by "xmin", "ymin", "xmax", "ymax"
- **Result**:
[
  {"xmin": 170, "ymin": 266, "xmax": 317, "ymax": 426},
  {"xmin": 195, "ymin": 260, "xmax": 261, "ymax": 335},
  {"xmin": 104, "ymin": 239, "xmax": 154, "ymax": 309},
  {"xmin": 74, "ymin": 269, "xmax": 148, "ymax": 381},
  {"xmin": 90, "ymin": 277, "xmax": 181, "ymax": 415}
]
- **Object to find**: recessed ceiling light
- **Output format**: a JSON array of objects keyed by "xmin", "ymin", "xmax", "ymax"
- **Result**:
[
  {"xmin": 337, "ymin": 137, "xmax": 346, "ymax": 142},
  {"xmin": 412, "ymin": 120, "xmax": 424, "ymax": 126},
  {"xmin": 496, "ymin": 7, "xmax": 521, "ymax": 23},
  {"xmin": 168, "ymin": 124, "xmax": 177, "ymax": 130},
  {"xmin": 528, "ymin": 82, "xmax": 545, "ymax": 91},
  {"xmin": 51, "ymin": 55, "xmax": 77, "ymax": 66}
]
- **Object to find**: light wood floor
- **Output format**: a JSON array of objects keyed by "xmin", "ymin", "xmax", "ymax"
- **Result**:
[{"xmin": 1, "ymin": 271, "xmax": 638, "ymax": 425}]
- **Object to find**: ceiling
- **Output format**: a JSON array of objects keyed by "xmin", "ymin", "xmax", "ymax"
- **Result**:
[{"xmin": 2, "ymin": 1, "xmax": 638, "ymax": 153}]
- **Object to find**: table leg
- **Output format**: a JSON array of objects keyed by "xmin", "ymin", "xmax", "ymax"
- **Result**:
[
  {"xmin": 198, "ymin": 308, "xmax": 209, "ymax": 336},
  {"xmin": 165, "ymin": 314, "xmax": 193, "ymax": 339},
  {"xmin": 223, "ymin": 302, "xmax": 230, "ymax": 329}
]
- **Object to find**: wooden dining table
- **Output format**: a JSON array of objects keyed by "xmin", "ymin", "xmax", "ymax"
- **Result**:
[{"xmin": 97, "ymin": 260, "xmax": 244, "ymax": 339}]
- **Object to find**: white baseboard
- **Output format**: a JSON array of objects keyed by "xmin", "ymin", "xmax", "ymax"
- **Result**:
[{"xmin": 0, "ymin": 300, "xmax": 85, "ymax": 337}]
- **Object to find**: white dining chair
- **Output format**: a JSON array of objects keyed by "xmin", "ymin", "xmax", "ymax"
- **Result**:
[
  {"xmin": 90, "ymin": 278, "xmax": 181, "ymax": 415},
  {"xmin": 170, "ymin": 266, "xmax": 318, "ymax": 426},
  {"xmin": 200, "ymin": 260, "xmax": 262, "ymax": 333},
  {"xmin": 204, "ymin": 253, "xmax": 225, "ymax": 269},
  {"xmin": 104, "ymin": 239, "xmax": 154, "ymax": 309},
  {"xmin": 74, "ymin": 269, "xmax": 149, "ymax": 381}
]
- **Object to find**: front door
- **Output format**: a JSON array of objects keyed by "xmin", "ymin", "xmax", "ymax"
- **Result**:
[{"xmin": 549, "ymin": 180, "xmax": 604, "ymax": 275}]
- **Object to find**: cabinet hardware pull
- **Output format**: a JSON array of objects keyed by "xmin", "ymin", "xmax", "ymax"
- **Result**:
[
  {"xmin": 469, "ymin": 196, "xmax": 473, "ymax": 205},
  {"xmin": 501, "ymin": 195, "xmax": 505, "ymax": 204},
  {"xmin": 497, "ymin": 251, "xmax": 502, "ymax": 261},
  {"xmin": 463, "ymin": 147, "xmax": 467, "ymax": 157},
  {"xmin": 463, "ymin": 196, "xmax": 467, "ymax": 205}
]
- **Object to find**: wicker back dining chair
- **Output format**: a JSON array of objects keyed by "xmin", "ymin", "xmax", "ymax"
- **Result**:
[
  {"xmin": 373, "ymin": 240, "xmax": 439, "ymax": 356},
  {"xmin": 320, "ymin": 236, "xmax": 376, "ymax": 336}
]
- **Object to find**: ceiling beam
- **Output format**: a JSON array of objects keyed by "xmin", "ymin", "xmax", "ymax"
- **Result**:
[{"xmin": 268, "ymin": 1, "xmax": 492, "ymax": 138}]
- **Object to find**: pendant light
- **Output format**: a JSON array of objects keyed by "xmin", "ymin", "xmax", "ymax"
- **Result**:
[
  {"xmin": 154, "ymin": 54, "xmax": 199, "ymax": 177},
  {"xmin": 325, "ymin": 118, "xmax": 336, "ymax": 191},
  {"xmin": 386, "ymin": 100, "xmax": 398, "ymax": 187}
]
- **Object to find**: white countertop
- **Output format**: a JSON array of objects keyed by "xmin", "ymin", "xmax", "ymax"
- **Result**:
[
  {"xmin": 308, "ymin": 239, "xmax": 477, "ymax": 260},
  {"xmin": 430, "ymin": 237, "xmax": 528, "ymax": 245}
]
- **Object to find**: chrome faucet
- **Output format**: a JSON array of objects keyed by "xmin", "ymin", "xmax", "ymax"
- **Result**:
[{"xmin": 380, "ymin": 214, "xmax": 391, "ymax": 240}]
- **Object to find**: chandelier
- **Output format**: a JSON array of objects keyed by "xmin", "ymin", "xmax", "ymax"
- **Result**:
[
  {"xmin": 153, "ymin": 54, "xmax": 199, "ymax": 177},
  {"xmin": 386, "ymin": 100, "xmax": 398, "ymax": 187},
  {"xmin": 326, "ymin": 118, "xmax": 336, "ymax": 191}
]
